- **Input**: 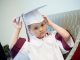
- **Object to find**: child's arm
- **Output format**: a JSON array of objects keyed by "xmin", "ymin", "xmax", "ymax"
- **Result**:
[
  {"xmin": 44, "ymin": 16, "xmax": 70, "ymax": 41},
  {"xmin": 10, "ymin": 17, "xmax": 22, "ymax": 49}
]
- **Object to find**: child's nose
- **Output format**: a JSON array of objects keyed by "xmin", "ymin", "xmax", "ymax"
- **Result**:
[{"xmin": 39, "ymin": 27, "xmax": 43, "ymax": 32}]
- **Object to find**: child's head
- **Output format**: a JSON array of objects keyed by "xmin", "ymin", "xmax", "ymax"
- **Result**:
[
  {"xmin": 28, "ymin": 19, "xmax": 48, "ymax": 39},
  {"xmin": 22, "ymin": 5, "xmax": 47, "ymax": 39}
]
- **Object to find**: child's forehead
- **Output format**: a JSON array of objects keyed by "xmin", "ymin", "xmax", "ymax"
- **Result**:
[{"xmin": 30, "ymin": 20, "xmax": 45, "ymax": 26}]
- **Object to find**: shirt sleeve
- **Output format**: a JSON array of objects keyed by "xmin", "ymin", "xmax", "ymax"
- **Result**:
[
  {"xmin": 10, "ymin": 37, "xmax": 30, "ymax": 60},
  {"xmin": 10, "ymin": 37, "xmax": 26, "ymax": 58},
  {"xmin": 57, "ymin": 36, "xmax": 74, "ymax": 54},
  {"xmin": 51, "ymin": 31, "xmax": 74, "ymax": 54}
]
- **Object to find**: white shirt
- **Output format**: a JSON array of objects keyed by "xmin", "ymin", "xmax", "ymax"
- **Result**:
[{"xmin": 14, "ymin": 31, "xmax": 74, "ymax": 60}]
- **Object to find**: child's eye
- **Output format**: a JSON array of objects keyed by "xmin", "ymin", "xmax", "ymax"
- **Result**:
[
  {"xmin": 34, "ymin": 27, "xmax": 38, "ymax": 30},
  {"xmin": 41, "ymin": 24, "xmax": 44, "ymax": 27}
]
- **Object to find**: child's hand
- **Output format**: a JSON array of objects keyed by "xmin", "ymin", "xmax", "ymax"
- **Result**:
[
  {"xmin": 43, "ymin": 16, "xmax": 70, "ymax": 41},
  {"xmin": 13, "ymin": 17, "xmax": 22, "ymax": 30},
  {"xmin": 43, "ymin": 16, "xmax": 53, "ymax": 26}
]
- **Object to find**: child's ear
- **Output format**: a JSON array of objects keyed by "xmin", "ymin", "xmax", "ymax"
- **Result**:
[{"xmin": 28, "ymin": 28, "xmax": 32, "ymax": 33}]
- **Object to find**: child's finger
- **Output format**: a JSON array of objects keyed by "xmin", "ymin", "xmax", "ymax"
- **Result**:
[
  {"xmin": 43, "ymin": 15, "xmax": 48, "ymax": 20},
  {"xmin": 13, "ymin": 18, "xmax": 16, "ymax": 23},
  {"xmin": 42, "ymin": 15, "xmax": 48, "ymax": 23},
  {"xmin": 18, "ymin": 17, "xmax": 23, "ymax": 25},
  {"xmin": 18, "ymin": 17, "xmax": 20, "ymax": 23}
]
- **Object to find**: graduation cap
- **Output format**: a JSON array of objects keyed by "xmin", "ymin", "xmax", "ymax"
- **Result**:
[
  {"xmin": 22, "ymin": 5, "xmax": 46, "ymax": 25},
  {"xmin": 21, "ymin": 5, "xmax": 46, "ymax": 41}
]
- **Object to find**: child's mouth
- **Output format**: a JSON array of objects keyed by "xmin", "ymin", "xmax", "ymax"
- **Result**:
[{"xmin": 38, "ymin": 32, "xmax": 46, "ymax": 39}]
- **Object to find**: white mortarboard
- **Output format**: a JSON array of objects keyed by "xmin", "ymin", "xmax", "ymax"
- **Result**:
[{"xmin": 22, "ymin": 5, "xmax": 46, "ymax": 26}]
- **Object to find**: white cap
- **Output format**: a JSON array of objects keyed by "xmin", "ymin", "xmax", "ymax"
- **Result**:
[{"xmin": 22, "ymin": 5, "xmax": 46, "ymax": 25}]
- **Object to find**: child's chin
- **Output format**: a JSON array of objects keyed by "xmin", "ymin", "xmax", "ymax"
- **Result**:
[
  {"xmin": 38, "ymin": 34, "xmax": 45, "ymax": 39},
  {"xmin": 37, "ymin": 36, "xmax": 44, "ymax": 39}
]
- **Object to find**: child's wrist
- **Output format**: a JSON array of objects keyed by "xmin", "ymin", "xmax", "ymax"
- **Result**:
[
  {"xmin": 48, "ymin": 21, "xmax": 53, "ymax": 26},
  {"xmin": 16, "ymin": 28, "xmax": 21, "ymax": 31}
]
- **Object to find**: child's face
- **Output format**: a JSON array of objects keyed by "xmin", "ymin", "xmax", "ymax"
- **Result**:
[{"xmin": 29, "ymin": 20, "xmax": 48, "ymax": 39}]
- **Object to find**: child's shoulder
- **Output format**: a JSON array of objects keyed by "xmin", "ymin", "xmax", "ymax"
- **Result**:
[
  {"xmin": 48, "ymin": 30, "xmax": 57, "ymax": 35},
  {"xmin": 46, "ymin": 31, "xmax": 57, "ymax": 38}
]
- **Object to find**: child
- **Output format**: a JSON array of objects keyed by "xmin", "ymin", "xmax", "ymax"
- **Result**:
[{"xmin": 10, "ymin": 6, "xmax": 74, "ymax": 60}]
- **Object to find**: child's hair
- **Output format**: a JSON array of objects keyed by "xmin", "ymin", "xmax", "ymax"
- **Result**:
[{"xmin": 28, "ymin": 25, "xmax": 31, "ymax": 30}]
